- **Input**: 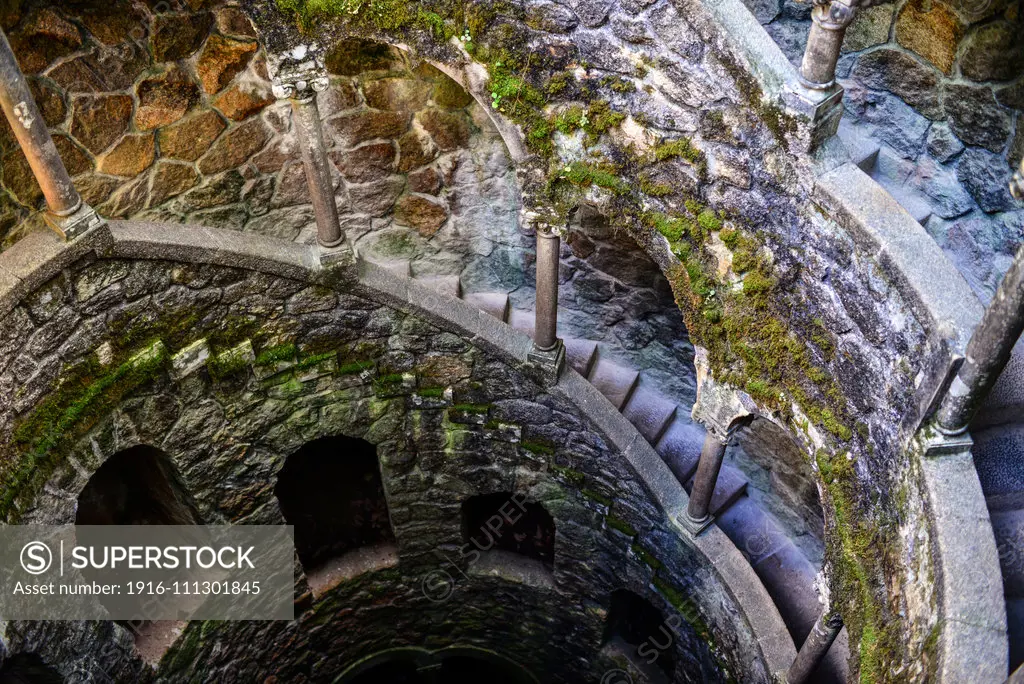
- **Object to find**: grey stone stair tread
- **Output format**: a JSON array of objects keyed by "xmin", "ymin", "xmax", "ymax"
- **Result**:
[
  {"xmin": 656, "ymin": 419, "xmax": 705, "ymax": 486},
  {"xmin": 974, "ymin": 341, "xmax": 1024, "ymax": 429},
  {"xmin": 1007, "ymin": 597, "xmax": 1024, "ymax": 673},
  {"xmin": 991, "ymin": 508, "xmax": 1024, "ymax": 597},
  {"xmin": 462, "ymin": 292, "xmax": 510, "ymax": 322},
  {"xmin": 414, "ymin": 274, "xmax": 461, "ymax": 298},
  {"xmin": 973, "ymin": 425, "xmax": 1024, "ymax": 497},
  {"xmin": 872, "ymin": 178, "xmax": 932, "ymax": 225},
  {"xmin": 563, "ymin": 337, "xmax": 598, "ymax": 377},
  {"xmin": 588, "ymin": 357, "xmax": 640, "ymax": 410},
  {"xmin": 363, "ymin": 257, "xmax": 412, "ymax": 277},
  {"xmin": 751, "ymin": 541, "xmax": 821, "ymax": 642},
  {"xmin": 838, "ymin": 120, "xmax": 880, "ymax": 173},
  {"xmin": 686, "ymin": 463, "xmax": 748, "ymax": 516},
  {"xmin": 621, "ymin": 384, "xmax": 678, "ymax": 443},
  {"xmin": 986, "ymin": 491, "xmax": 1024, "ymax": 513},
  {"xmin": 508, "ymin": 308, "xmax": 535, "ymax": 336},
  {"xmin": 715, "ymin": 496, "xmax": 790, "ymax": 565}
]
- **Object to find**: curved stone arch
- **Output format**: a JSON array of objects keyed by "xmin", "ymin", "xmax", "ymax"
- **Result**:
[{"xmin": 0, "ymin": 221, "xmax": 796, "ymax": 682}]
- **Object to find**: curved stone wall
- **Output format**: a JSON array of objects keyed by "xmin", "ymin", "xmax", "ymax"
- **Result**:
[{"xmin": 0, "ymin": 222, "xmax": 797, "ymax": 683}]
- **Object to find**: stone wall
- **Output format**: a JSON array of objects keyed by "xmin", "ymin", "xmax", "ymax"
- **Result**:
[
  {"xmin": 0, "ymin": 243, "xmax": 776, "ymax": 683},
  {"xmin": 756, "ymin": 0, "xmax": 1023, "ymax": 300}
]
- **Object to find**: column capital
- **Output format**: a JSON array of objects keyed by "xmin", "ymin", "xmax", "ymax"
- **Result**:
[
  {"xmin": 809, "ymin": 0, "xmax": 857, "ymax": 31},
  {"xmin": 268, "ymin": 45, "xmax": 330, "ymax": 101},
  {"xmin": 691, "ymin": 348, "xmax": 758, "ymax": 441}
]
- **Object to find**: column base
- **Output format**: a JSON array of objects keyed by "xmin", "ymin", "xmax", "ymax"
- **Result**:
[
  {"xmin": 527, "ymin": 339, "xmax": 565, "ymax": 376},
  {"xmin": 44, "ymin": 203, "xmax": 103, "ymax": 241},
  {"xmin": 318, "ymin": 239, "xmax": 355, "ymax": 268},
  {"xmin": 678, "ymin": 511, "xmax": 714, "ymax": 537},
  {"xmin": 782, "ymin": 81, "xmax": 845, "ymax": 153},
  {"xmin": 920, "ymin": 427, "xmax": 974, "ymax": 458}
]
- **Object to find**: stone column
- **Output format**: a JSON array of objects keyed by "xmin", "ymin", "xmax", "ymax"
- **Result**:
[
  {"xmin": 1011, "ymin": 157, "xmax": 1023, "ymax": 201},
  {"xmin": 799, "ymin": 0, "xmax": 857, "ymax": 90},
  {"xmin": 936, "ymin": 241, "xmax": 1024, "ymax": 435},
  {"xmin": 0, "ymin": 28, "xmax": 100, "ymax": 239},
  {"xmin": 272, "ymin": 68, "xmax": 346, "ymax": 250},
  {"xmin": 684, "ymin": 433, "xmax": 728, "ymax": 532},
  {"xmin": 786, "ymin": 612, "xmax": 843, "ymax": 684},
  {"xmin": 528, "ymin": 225, "xmax": 565, "ymax": 373}
]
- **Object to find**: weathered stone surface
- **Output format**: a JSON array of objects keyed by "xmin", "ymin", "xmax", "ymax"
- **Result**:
[
  {"xmin": 396, "ymin": 130, "xmax": 438, "ymax": 172},
  {"xmin": 325, "ymin": 38, "xmax": 400, "ymax": 76},
  {"xmin": 430, "ymin": 75, "xmax": 474, "ymax": 109},
  {"xmin": 212, "ymin": 82, "xmax": 275, "ymax": 121},
  {"xmin": 565, "ymin": 0, "xmax": 614, "ymax": 27},
  {"xmin": 956, "ymin": 148, "xmax": 1015, "ymax": 213},
  {"xmin": 270, "ymin": 162, "xmax": 310, "ymax": 207},
  {"xmin": 148, "ymin": 161, "xmax": 201, "ymax": 207},
  {"xmin": 330, "ymin": 142, "xmax": 396, "ymax": 183},
  {"xmin": 70, "ymin": 94, "xmax": 133, "ymax": 155},
  {"xmin": 394, "ymin": 194, "xmax": 449, "ymax": 236},
  {"xmin": 136, "ymin": 67, "xmax": 201, "ymax": 131},
  {"xmin": 9, "ymin": 8, "xmax": 82, "ymax": 74},
  {"xmin": 926, "ymin": 123, "xmax": 964, "ymax": 162},
  {"xmin": 408, "ymin": 167, "xmax": 442, "ymax": 195},
  {"xmin": 363, "ymin": 79, "xmax": 432, "ymax": 112},
  {"xmin": 348, "ymin": 177, "xmax": 405, "ymax": 216},
  {"xmin": 845, "ymin": 88, "xmax": 930, "ymax": 158},
  {"xmin": 996, "ymin": 80, "xmax": 1024, "ymax": 111},
  {"xmin": 75, "ymin": 2, "xmax": 142, "ymax": 46},
  {"xmin": 99, "ymin": 176, "xmax": 148, "ymax": 217},
  {"xmin": 196, "ymin": 34, "xmax": 258, "ymax": 94},
  {"xmin": 851, "ymin": 49, "xmax": 941, "ymax": 118},
  {"xmin": 909, "ymin": 156, "xmax": 975, "ymax": 219},
  {"xmin": 417, "ymin": 109, "xmax": 472, "ymax": 152},
  {"xmin": 53, "ymin": 135, "xmax": 92, "ymax": 176},
  {"xmin": 245, "ymin": 206, "xmax": 314, "ymax": 240},
  {"xmin": 97, "ymin": 134, "xmax": 156, "ymax": 177},
  {"xmin": 610, "ymin": 14, "xmax": 655, "ymax": 43},
  {"xmin": 75, "ymin": 174, "xmax": 122, "ymax": 207},
  {"xmin": 46, "ymin": 47, "xmax": 149, "ymax": 93},
  {"xmin": 28, "ymin": 78, "xmax": 66, "ymax": 127},
  {"xmin": 526, "ymin": 2, "xmax": 579, "ymax": 33},
  {"xmin": 648, "ymin": 3, "xmax": 704, "ymax": 61},
  {"xmin": 843, "ymin": 4, "xmax": 895, "ymax": 52},
  {"xmin": 198, "ymin": 118, "xmax": 270, "ymax": 175},
  {"xmin": 151, "ymin": 11, "xmax": 213, "ymax": 62},
  {"xmin": 2, "ymin": 149, "xmax": 42, "ymax": 206},
  {"xmin": 960, "ymin": 21, "xmax": 1024, "ymax": 83},
  {"xmin": 943, "ymin": 84, "xmax": 1013, "ymax": 153},
  {"xmin": 328, "ymin": 111, "xmax": 410, "ymax": 148},
  {"xmin": 215, "ymin": 6, "xmax": 256, "ymax": 38},
  {"xmin": 158, "ymin": 110, "xmax": 227, "ymax": 162},
  {"xmin": 737, "ymin": 0, "xmax": 780, "ymax": 24},
  {"xmin": 177, "ymin": 170, "xmax": 245, "ymax": 212},
  {"xmin": 895, "ymin": 0, "xmax": 965, "ymax": 74}
]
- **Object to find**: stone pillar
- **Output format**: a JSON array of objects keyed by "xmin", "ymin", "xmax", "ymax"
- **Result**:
[
  {"xmin": 684, "ymin": 433, "xmax": 728, "ymax": 532},
  {"xmin": 935, "ymin": 241, "xmax": 1024, "ymax": 435},
  {"xmin": 1011, "ymin": 157, "xmax": 1023, "ymax": 202},
  {"xmin": 0, "ymin": 28, "xmax": 100, "ymax": 239},
  {"xmin": 798, "ymin": 0, "xmax": 857, "ymax": 90},
  {"xmin": 272, "ymin": 67, "xmax": 347, "ymax": 250},
  {"xmin": 527, "ymin": 225, "xmax": 565, "ymax": 374},
  {"xmin": 786, "ymin": 612, "xmax": 843, "ymax": 684}
]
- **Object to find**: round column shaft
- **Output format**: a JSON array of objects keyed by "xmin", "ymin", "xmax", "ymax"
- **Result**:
[
  {"xmin": 290, "ymin": 95, "xmax": 342, "ymax": 248},
  {"xmin": 534, "ymin": 228, "xmax": 561, "ymax": 352},
  {"xmin": 799, "ymin": 2, "xmax": 855, "ymax": 90},
  {"xmin": 0, "ymin": 28, "xmax": 80, "ymax": 215},
  {"xmin": 686, "ymin": 433, "xmax": 728, "ymax": 524},
  {"xmin": 787, "ymin": 613, "xmax": 843, "ymax": 684}
]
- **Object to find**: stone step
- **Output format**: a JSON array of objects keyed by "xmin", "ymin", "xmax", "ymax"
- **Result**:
[
  {"xmin": 752, "ymin": 540, "xmax": 821, "ymax": 643},
  {"xmin": 656, "ymin": 419, "xmax": 705, "ymax": 484},
  {"xmin": 685, "ymin": 463, "xmax": 748, "ymax": 517},
  {"xmin": 838, "ymin": 120, "xmax": 880, "ymax": 174},
  {"xmin": 872, "ymin": 177, "xmax": 933, "ymax": 225},
  {"xmin": 414, "ymin": 274, "xmax": 461, "ymax": 298},
  {"xmin": 1008, "ymin": 597, "xmax": 1024, "ymax": 673},
  {"xmin": 508, "ymin": 308, "xmax": 535, "ymax": 337},
  {"xmin": 991, "ymin": 508, "xmax": 1024, "ymax": 597},
  {"xmin": 588, "ymin": 357, "xmax": 640, "ymax": 410},
  {"xmin": 462, "ymin": 292, "xmax": 510, "ymax": 322},
  {"xmin": 364, "ymin": 257, "xmax": 412, "ymax": 277},
  {"xmin": 563, "ymin": 337, "xmax": 598, "ymax": 377},
  {"xmin": 973, "ymin": 424, "xmax": 1024, "ymax": 498},
  {"xmin": 621, "ymin": 384, "xmax": 678, "ymax": 444},
  {"xmin": 715, "ymin": 496, "xmax": 790, "ymax": 565}
]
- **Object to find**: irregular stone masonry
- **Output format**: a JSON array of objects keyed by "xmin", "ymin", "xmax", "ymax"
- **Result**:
[{"xmin": 0, "ymin": 250, "xmax": 768, "ymax": 683}]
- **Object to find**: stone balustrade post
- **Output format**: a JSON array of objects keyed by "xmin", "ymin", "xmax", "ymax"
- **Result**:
[
  {"xmin": 272, "ymin": 63, "xmax": 348, "ymax": 252},
  {"xmin": 527, "ymin": 224, "xmax": 565, "ymax": 375},
  {"xmin": 684, "ymin": 432, "xmax": 728, "ymax": 532},
  {"xmin": 798, "ymin": 0, "xmax": 857, "ymax": 91},
  {"xmin": 0, "ymin": 28, "xmax": 100, "ymax": 239},
  {"xmin": 786, "ymin": 612, "xmax": 844, "ymax": 684}
]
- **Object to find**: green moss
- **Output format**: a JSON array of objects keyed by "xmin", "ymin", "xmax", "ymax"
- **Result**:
[
  {"xmin": 418, "ymin": 387, "xmax": 446, "ymax": 397},
  {"xmin": 718, "ymin": 227, "xmax": 739, "ymax": 249},
  {"xmin": 557, "ymin": 161, "xmax": 628, "ymax": 194},
  {"xmin": 550, "ymin": 464, "xmax": 585, "ymax": 485},
  {"xmin": 553, "ymin": 105, "xmax": 586, "ymax": 134},
  {"xmin": 521, "ymin": 439, "xmax": 555, "ymax": 455},
  {"xmin": 606, "ymin": 515, "xmax": 638, "ymax": 537},
  {"xmin": 255, "ymin": 343, "xmax": 298, "ymax": 366},
  {"xmin": 639, "ymin": 175, "xmax": 673, "ymax": 197},
  {"xmin": 544, "ymin": 71, "xmax": 572, "ymax": 97},
  {"xmin": 584, "ymin": 100, "xmax": 625, "ymax": 140},
  {"xmin": 697, "ymin": 209, "xmax": 722, "ymax": 234},
  {"xmin": 581, "ymin": 488, "xmax": 613, "ymax": 507},
  {"xmin": 631, "ymin": 543, "xmax": 663, "ymax": 570},
  {"xmin": 451, "ymin": 402, "xmax": 490, "ymax": 413},
  {"xmin": 337, "ymin": 359, "xmax": 375, "ymax": 375}
]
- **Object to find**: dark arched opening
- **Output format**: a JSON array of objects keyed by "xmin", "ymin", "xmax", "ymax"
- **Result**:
[
  {"xmin": 461, "ymin": 493, "xmax": 555, "ymax": 570},
  {"xmin": 274, "ymin": 435, "xmax": 395, "ymax": 572},
  {"xmin": 603, "ymin": 589, "xmax": 676, "ymax": 681},
  {"xmin": 0, "ymin": 654, "xmax": 63, "ymax": 684},
  {"xmin": 336, "ymin": 647, "xmax": 537, "ymax": 684},
  {"xmin": 76, "ymin": 444, "xmax": 199, "ymax": 526}
]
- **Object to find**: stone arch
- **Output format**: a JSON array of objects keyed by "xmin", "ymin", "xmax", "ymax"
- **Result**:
[
  {"xmin": 75, "ymin": 444, "xmax": 200, "ymax": 526},
  {"xmin": 602, "ymin": 589, "xmax": 677, "ymax": 681},
  {"xmin": 0, "ymin": 654, "xmax": 63, "ymax": 684},
  {"xmin": 274, "ymin": 434, "xmax": 396, "ymax": 584},
  {"xmin": 461, "ymin": 492, "xmax": 556, "ymax": 571}
]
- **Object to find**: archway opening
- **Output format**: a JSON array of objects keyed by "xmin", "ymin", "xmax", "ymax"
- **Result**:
[
  {"xmin": 336, "ymin": 647, "xmax": 537, "ymax": 684},
  {"xmin": 603, "ymin": 589, "xmax": 676, "ymax": 681},
  {"xmin": 461, "ymin": 493, "xmax": 555, "ymax": 570},
  {"xmin": 275, "ymin": 435, "xmax": 395, "ymax": 579},
  {"xmin": 0, "ymin": 654, "xmax": 63, "ymax": 684}
]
